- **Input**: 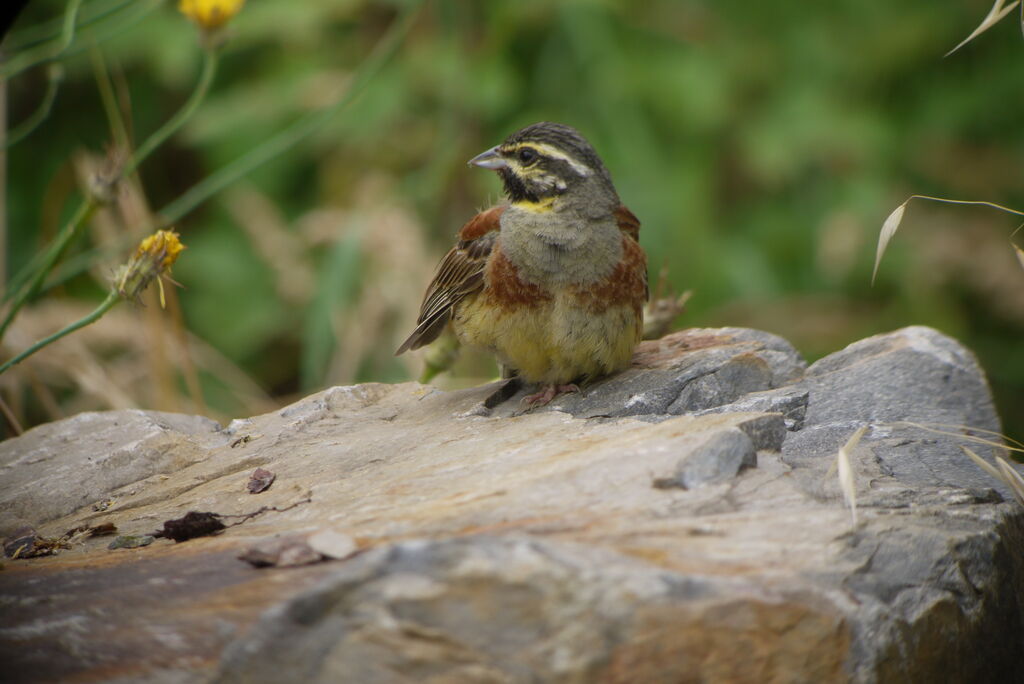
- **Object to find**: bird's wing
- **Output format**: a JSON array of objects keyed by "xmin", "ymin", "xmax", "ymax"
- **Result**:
[
  {"xmin": 614, "ymin": 204, "xmax": 648, "ymax": 301},
  {"xmin": 395, "ymin": 206, "xmax": 504, "ymax": 354},
  {"xmin": 614, "ymin": 204, "xmax": 641, "ymax": 242}
]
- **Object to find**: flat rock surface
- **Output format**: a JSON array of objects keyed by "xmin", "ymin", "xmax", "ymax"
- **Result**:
[{"xmin": 1, "ymin": 326, "xmax": 1021, "ymax": 683}]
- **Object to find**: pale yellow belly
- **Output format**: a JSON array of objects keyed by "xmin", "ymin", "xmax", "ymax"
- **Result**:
[{"xmin": 452, "ymin": 291, "xmax": 641, "ymax": 384}]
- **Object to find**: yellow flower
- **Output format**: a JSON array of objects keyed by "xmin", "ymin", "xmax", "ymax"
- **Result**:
[
  {"xmin": 136, "ymin": 230, "xmax": 185, "ymax": 271},
  {"xmin": 179, "ymin": 0, "xmax": 245, "ymax": 30},
  {"xmin": 116, "ymin": 230, "xmax": 186, "ymax": 306}
]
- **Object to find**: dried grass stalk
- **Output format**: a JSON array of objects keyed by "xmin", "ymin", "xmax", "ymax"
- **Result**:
[{"xmin": 837, "ymin": 425, "xmax": 868, "ymax": 525}]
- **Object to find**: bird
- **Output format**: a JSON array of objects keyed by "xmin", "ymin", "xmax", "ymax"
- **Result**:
[{"xmin": 396, "ymin": 122, "xmax": 648, "ymax": 407}]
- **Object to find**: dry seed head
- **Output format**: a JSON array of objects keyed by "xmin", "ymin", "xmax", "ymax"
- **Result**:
[
  {"xmin": 80, "ymin": 145, "xmax": 127, "ymax": 205},
  {"xmin": 872, "ymin": 202, "xmax": 906, "ymax": 285}
]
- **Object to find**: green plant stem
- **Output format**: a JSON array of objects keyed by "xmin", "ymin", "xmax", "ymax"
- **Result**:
[
  {"xmin": 3, "ymin": 0, "xmax": 419, "ymax": 334},
  {"xmin": 0, "ymin": 0, "xmax": 84, "ymax": 79},
  {"xmin": 0, "ymin": 198, "xmax": 97, "ymax": 340},
  {"xmin": 91, "ymin": 46, "xmax": 131, "ymax": 150},
  {"xmin": 60, "ymin": 0, "xmax": 164, "ymax": 63},
  {"xmin": 0, "ymin": 291, "xmax": 119, "ymax": 374},
  {"xmin": 3, "ymin": 65, "xmax": 63, "ymax": 148},
  {"xmin": 123, "ymin": 46, "xmax": 219, "ymax": 179},
  {"xmin": 1, "ymin": 45, "xmax": 218, "ymax": 339},
  {"xmin": 159, "ymin": 0, "xmax": 424, "ymax": 225},
  {"xmin": 41, "ymin": 235, "xmax": 135, "ymax": 296},
  {"xmin": 6, "ymin": 0, "xmax": 135, "ymax": 52}
]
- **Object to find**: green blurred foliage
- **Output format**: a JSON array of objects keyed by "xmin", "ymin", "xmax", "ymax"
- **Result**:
[{"xmin": 4, "ymin": 0, "xmax": 1023, "ymax": 442}]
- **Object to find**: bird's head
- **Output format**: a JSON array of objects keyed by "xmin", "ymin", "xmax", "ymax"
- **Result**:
[{"xmin": 468, "ymin": 122, "xmax": 617, "ymax": 210}]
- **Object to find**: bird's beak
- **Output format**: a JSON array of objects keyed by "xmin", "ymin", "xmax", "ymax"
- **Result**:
[{"xmin": 468, "ymin": 145, "xmax": 508, "ymax": 170}]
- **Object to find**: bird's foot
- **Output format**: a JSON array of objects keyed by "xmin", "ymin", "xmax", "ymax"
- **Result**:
[{"xmin": 521, "ymin": 383, "xmax": 580, "ymax": 408}]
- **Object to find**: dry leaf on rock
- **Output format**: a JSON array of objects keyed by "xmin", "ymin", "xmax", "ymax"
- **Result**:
[
  {"xmin": 153, "ymin": 512, "xmax": 226, "ymax": 543},
  {"xmin": 247, "ymin": 468, "xmax": 276, "ymax": 494}
]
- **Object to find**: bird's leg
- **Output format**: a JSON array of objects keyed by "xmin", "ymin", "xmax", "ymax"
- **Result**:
[{"xmin": 521, "ymin": 383, "xmax": 580, "ymax": 408}]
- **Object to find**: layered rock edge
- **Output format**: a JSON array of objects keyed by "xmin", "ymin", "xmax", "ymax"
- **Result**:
[{"xmin": 0, "ymin": 326, "xmax": 1021, "ymax": 683}]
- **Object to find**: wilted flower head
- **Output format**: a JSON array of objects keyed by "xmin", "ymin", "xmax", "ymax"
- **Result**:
[
  {"xmin": 179, "ymin": 0, "xmax": 245, "ymax": 30},
  {"xmin": 116, "ymin": 230, "xmax": 185, "ymax": 306}
]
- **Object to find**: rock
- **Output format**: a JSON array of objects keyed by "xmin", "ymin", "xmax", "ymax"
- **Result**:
[
  {"xmin": 0, "ymin": 326, "xmax": 1021, "ymax": 684},
  {"xmin": 500, "ymin": 327, "xmax": 807, "ymax": 420},
  {"xmin": 214, "ymin": 537, "xmax": 850, "ymax": 684},
  {"xmin": 669, "ymin": 428, "xmax": 757, "ymax": 489},
  {"xmin": 730, "ymin": 412, "xmax": 787, "ymax": 452},
  {"xmin": 0, "ymin": 410, "xmax": 224, "ymax": 535},
  {"xmin": 306, "ymin": 529, "xmax": 358, "ymax": 560},
  {"xmin": 693, "ymin": 385, "xmax": 809, "ymax": 430},
  {"xmin": 782, "ymin": 326, "xmax": 1011, "ymax": 500},
  {"xmin": 239, "ymin": 536, "xmax": 324, "ymax": 568}
]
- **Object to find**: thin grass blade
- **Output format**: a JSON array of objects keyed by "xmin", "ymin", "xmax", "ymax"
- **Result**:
[
  {"xmin": 961, "ymin": 446, "xmax": 1005, "ymax": 483},
  {"xmin": 895, "ymin": 420, "xmax": 1024, "ymax": 454},
  {"xmin": 995, "ymin": 458, "xmax": 1024, "ymax": 507}
]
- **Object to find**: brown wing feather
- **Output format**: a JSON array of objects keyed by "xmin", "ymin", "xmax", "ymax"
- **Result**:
[
  {"xmin": 614, "ymin": 204, "xmax": 641, "ymax": 242},
  {"xmin": 395, "ymin": 207, "xmax": 504, "ymax": 354},
  {"xmin": 614, "ymin": 204, "xmax": 648, "ymax": 301}
]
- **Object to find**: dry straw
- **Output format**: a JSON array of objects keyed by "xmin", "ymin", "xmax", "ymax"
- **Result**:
[
  {"xmin": 835, "ymin": 425, "xmax": 867, "ymax": 525},
  {"xmin": 946, "ymin": 0, "xmax": 1022, "ymax": 57},
  {"xmin": 872, "ymin": 196, "xmax": 1024, "ymax": 285},
  {"xmin": 962, "ymin": 447, "xmax": 1024, "ymax": 507}
]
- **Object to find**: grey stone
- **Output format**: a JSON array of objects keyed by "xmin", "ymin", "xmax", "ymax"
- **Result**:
[
  {"xmin": 801, "ymin": 325, "xmax": 997, "ymax": 429},
  {"xmin": 666, "ymin": 351, "xmax": 775, "ymax": 413},
  {"xmin": 732, "ymin": 412, "xmax": 787, "ymax": 451},
  {"xmin": 782, "ymin": 326, "xmax": 1009, "ymax": 498},
  {"xmin": 489, "ymin": 327, "xmax": 808, "ymax": 421},
  {"xmin": 675, "ymin": 428, "xmax": 756, "ymax": 489},
  {"xmin": 0, "ymin": 410, "xmax": 224, "ymax": 532},
  {"xmin": 693, "ymin": 385, "xmax": 809, "ymax": 430},
  {"xmin": 708, "ymin": 327, "xmax": 809, "ymax": 386}
]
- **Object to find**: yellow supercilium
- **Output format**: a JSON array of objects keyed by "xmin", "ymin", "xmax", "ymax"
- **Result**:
[{"xmin": 179, "ymin": 0, "xmax": 245, "ymax": 30}]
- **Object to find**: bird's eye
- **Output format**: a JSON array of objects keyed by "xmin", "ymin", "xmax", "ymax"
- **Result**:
[{"xmin": 517, "ymin": 147, "xmax": 538, "ymax": 165}]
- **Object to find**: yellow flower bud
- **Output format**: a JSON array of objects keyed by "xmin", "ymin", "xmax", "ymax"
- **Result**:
[
  {"xmin": 116, "ymin": 230, "xmax": 186, "ymax": 306},
  {"xmin": 179, "ymin": 0, "xmax": 245, "ymax": 30}
]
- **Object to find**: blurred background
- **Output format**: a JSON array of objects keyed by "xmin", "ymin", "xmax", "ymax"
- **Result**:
[{"xmin": 2, "ymin": 0, "xmax": 1022, "ymax": 443}]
